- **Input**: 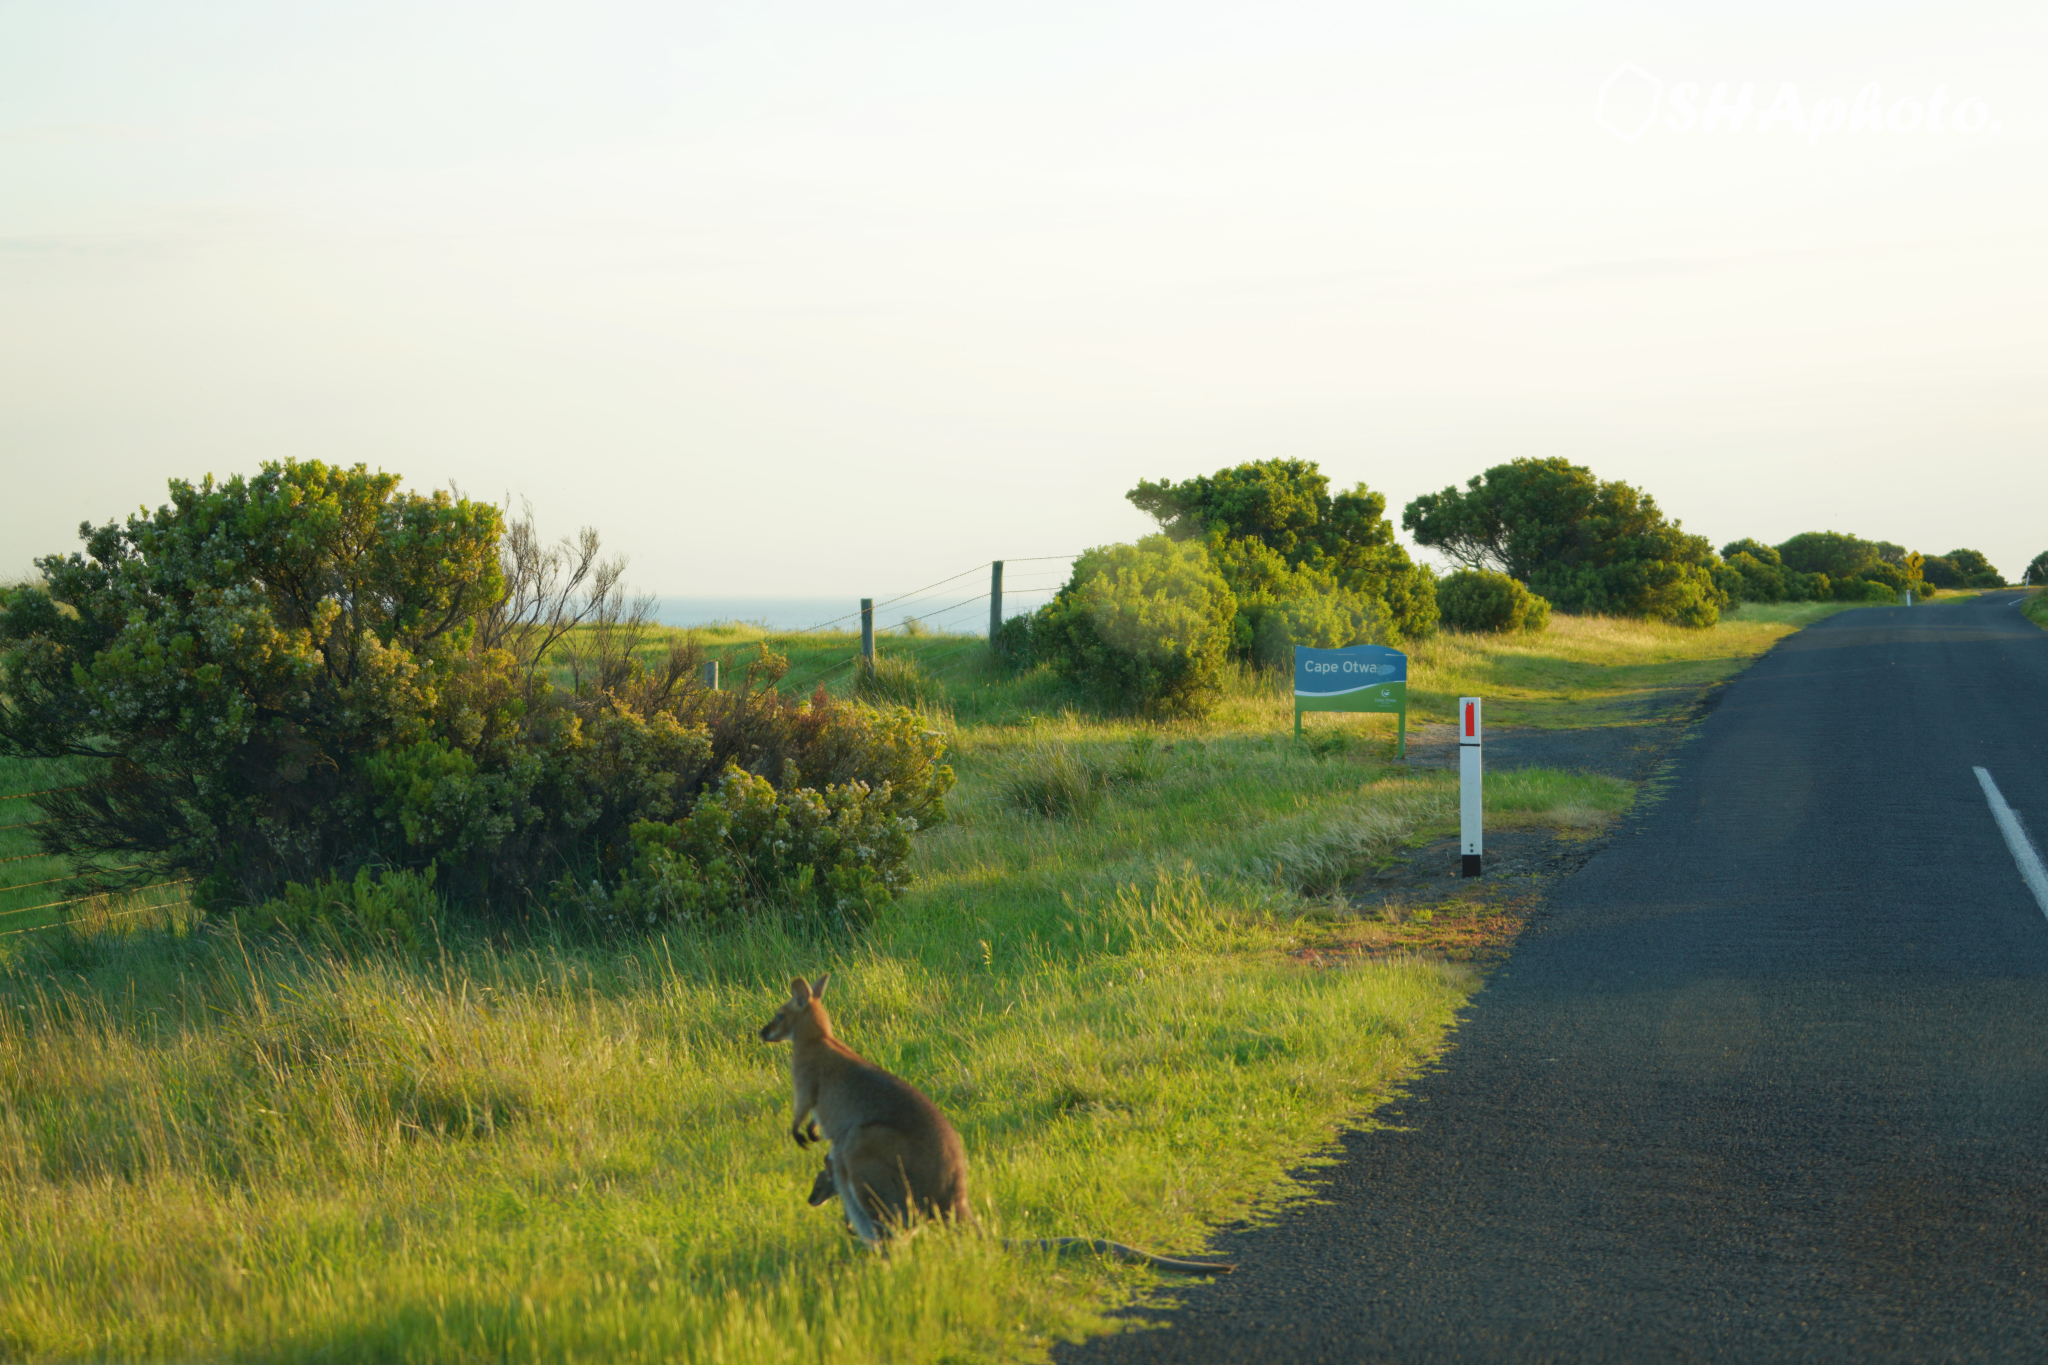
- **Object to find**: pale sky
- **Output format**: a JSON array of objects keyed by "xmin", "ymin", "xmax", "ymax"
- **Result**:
[{"xmin": 3, "ymin": 1, "xmax": 2044, "ymax": 595}]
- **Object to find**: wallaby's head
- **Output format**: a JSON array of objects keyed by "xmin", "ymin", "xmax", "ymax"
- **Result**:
[
  {"xmin": 807, "ymin": 1160, "xmax": 839, "ymax": 1207},
  {"xmin": 758, "ymin": 974, "xmax": 831, "ymax": 1043}
]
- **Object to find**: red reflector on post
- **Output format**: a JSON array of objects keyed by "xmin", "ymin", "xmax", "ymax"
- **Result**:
[{"xmin": 1464, "ymin": 702, "xmax": 1475, "ymax": 737}]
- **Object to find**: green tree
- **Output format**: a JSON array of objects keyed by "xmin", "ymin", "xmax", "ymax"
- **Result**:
[
  {"xmin": 1402, "ymin": 458, "xmax": 1725, "ymax": 626},
  {"xmin": 1127, "ymin": 459, "xmax": 1437, "ymax": 642},
  {"xmin": 1720, "ymin": 538, "xmax": 1782, "ymax": 566},
  {"xmin": 1942, "ymin": 548, "xmax": 2006, "ymax": 588},
  {"xmin": 1718, "ymin": 540, "xmax": 1788, "ymax": 603},
  {"xmin": 0, "ymin": 462, "xmax": 507, "ymax": 901},
  {"xmin": 1776, "ymin": 531, "xmax": 1880, "ymax": 581},
  {"xmin": 2023, "ymin": 552, "xmax": 2048, "ymax": 587}
]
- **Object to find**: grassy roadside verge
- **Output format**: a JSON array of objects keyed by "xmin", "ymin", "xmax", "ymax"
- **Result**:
[{"xmin": 1, "ymin": 603, "xmax": 1848, "ymax": 1362}]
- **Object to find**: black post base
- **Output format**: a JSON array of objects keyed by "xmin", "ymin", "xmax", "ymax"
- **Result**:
[{"xmin": 1461, "ymin": 853, "xmax": 1482, "ymax": 877}]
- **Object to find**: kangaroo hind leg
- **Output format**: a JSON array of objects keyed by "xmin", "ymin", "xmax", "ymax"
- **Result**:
[
  {"xmin": 835, "ymin": 1141, "xmax": 917, "ymax": 1246},
  {"xmin": 829, "ymin": 1147, "xmax": 889, "ymax": 1246}
]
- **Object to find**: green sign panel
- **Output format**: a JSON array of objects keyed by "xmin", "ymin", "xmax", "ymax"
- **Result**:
[{"xmin": 1293, "ymin": 644, "xmax": 1409, "ymax": 756}]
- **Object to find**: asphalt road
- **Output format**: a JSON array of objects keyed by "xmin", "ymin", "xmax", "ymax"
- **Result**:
[{"xmin": 1060, "ymin": 593, "xmax": 2048, "ymax": 1363}]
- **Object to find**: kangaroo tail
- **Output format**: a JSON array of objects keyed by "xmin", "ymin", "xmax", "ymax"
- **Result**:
[{"xmin": 1005, "ymin": 1238, "xmax": 1234, "ymax": 1275}]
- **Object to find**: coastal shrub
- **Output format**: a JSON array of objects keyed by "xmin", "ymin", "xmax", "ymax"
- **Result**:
[
  {"xmin": 1206, "ymin": 535, "xmax": 1395, "ymax": 669},
  {"xmin": 1834, "ymin": 577, "xmax": 1900, "ymax": 603},
  {"xmin": 1128, "ymin": 458, "xmax": 1438, "ymax": 645},
  {"xmin": 1436, "ymin": 569, "xmax": 1551, "ymax": 633},
  {"xmin": 1778, "ymin": 531, "xmax": 1881, "ymax": 581},
  {"xmin": 994, "ymin": 612, "xmax": 1036, "ymax": 669},
  {"xmin": 1786, "ymin": 570, "xmax": 1831, "ymax": 602},
  {"xmin": 0, "ymin": 461, "xmax": 954, "ymax": 921},
  {"xmin": 1718, "ymin": 543, "xmax": 1788, "ymax": 603},
  {"xmin": 1929, "ymin": 548, "xmax": 2005, "ymax": 589},
  {"xmin": 596, "ymin": 768, "xmax": 919, "ymax": 930},
  {"xmin": 241, "ymin": 865, "xmax": 443, "ymax": 950},
  {"xmin": 1037, "ymin": 536, "xmax": 1237, "ymax": 717}
]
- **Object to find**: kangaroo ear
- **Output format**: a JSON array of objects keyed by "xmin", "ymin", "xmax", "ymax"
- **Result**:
[
  {"xmin": 789, "ymin": 976, "xmax": 811, "ymax": 1003},
  {"xmin": 812, "ymin": 973, "xmax": 830, "ymax": 999}
]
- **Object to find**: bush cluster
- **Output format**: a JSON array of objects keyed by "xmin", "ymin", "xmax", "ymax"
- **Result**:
[
  {"xmin": 1714, "ymin": 533, "xmax": 2000, "ymax": 605},
  {"xmin": 1030, "ymin": 459, "xmax": 1433, "ymax": 716},
  {"xmin": 575, "ymin": 767, "xmax": 923, "ymax": 932},
  {"xmin": 1033, "ymin": 537, "xmax": 1238, "ymax": 717},
  {"xmin": 1714, "ymin": 540, "xmax": 1836, "ymax": 604},
  {"xmin": 0, "ymin": 461, "xmax": 954, "ymax": 930},
  {"xmin": 1435, "ymin": 569, "xmax": 1551, "ymax": 634},
  {"xmin": 1207, "ymin": 536, "xmax": 1396, "ymax": 668},
  {"xmin": 1129, "ymin": 459, "xmax": 1437, "ymax": 650},
  {"xmin": 1920, "ymin": 548, "xmax": 2006, "ymax": 590},
  {"xmin": 242, "ymin": 866, "xmax": 445, "ymax": 950}
]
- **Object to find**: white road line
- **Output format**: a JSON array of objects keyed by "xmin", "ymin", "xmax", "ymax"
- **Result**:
[{"xmin": 1973, "ymin": 767, "xmax": 2048, "ymax": 922}]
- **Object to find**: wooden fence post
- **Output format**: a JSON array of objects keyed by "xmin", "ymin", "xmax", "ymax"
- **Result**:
[
  {"xmin": 860, "ymin": 598, "xmax": 875, "ymax": 678},
  {"xmin": 703, "ymin": 660, "xmax": 719, "ymax": 691},
  {"xmin": 988, "ymin": 561, "xmax": 1004, "ymax": 656}
]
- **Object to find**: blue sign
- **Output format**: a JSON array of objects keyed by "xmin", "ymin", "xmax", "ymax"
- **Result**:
[
  {"xmin": 1293, "ymin": 644, "xmax": 1407, "ymax": 697},
  {"xmin": 1292, "ymin": 644, "xmax": 1410, "ymax": 755}
]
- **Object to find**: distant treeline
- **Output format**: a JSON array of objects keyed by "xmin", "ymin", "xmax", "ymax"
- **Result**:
[{"xmin": 1008, "ymin": 456, "xmax": 2032, "ymax": 717}]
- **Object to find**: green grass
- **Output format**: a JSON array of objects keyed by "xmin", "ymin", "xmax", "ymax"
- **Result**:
[
  {"xmin": 1390, "ymin": 601, "xmax": 1861, "ymax": 730},
  {"xmin": 0, "ymin": 606, "xmax": 1830, "ymax": 1362}
]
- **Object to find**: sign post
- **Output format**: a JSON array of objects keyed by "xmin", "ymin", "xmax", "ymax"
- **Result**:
[
  {"xmin": 1293, "ymin": 644, "xmax": 1409, "ymax": 758},
  {"xmin": 1460, "ymin": 696, "xmax": 1482, "ymax": 877}
]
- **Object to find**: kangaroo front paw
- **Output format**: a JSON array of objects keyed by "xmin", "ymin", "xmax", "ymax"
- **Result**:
[{"xmin": 793, "ymin": 1125, "xmax": 816, "ymax": 1148}]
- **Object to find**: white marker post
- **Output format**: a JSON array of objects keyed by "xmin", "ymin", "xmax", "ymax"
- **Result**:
[{"xmin": 1459, "ymin": 696, "xmax": 1483, "ymax": 877}]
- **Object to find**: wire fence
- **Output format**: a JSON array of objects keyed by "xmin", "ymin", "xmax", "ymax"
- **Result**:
[
  {"xmin": 766, "ymin": 555, "xmax": 1079, "ymax": 638},
  {"xmin": 0, "ymin": 880, "xmax": 191, "ymax": 920},
  {"xmin": 0, "ymin": 899, "xmax": 191, "ymax": 939},
  {"xmin": 0, "ymin": 774, "xmax": 191, "ymax": 936},
  {"xmin": 736, "ymin": 554, "xmax": 1081, "ymax": 696}
]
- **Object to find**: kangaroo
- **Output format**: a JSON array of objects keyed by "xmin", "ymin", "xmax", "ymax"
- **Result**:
[
  {"xmin": 761, "ymin": 975, "xmax": 1231, "ymax": 1274},
  {"xmin": 805, "ymin": 1156, "xmax": 1233, "ymax": 1275},
  {"xmin": 758, "ymin": 974, "xmax": 971, "ymax": 1242}
]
